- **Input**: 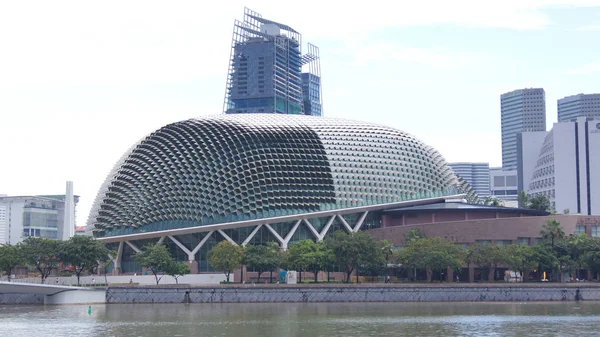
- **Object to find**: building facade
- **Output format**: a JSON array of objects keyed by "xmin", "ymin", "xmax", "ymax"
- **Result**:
[
  {"xmin": 500, "ymin": 88, "xmax": 546, "ymax": 170},
  {"xmin": 224, "ymin": 8, "xmax": 322, "ymax": 116},
  {"xmin": 558, "ymin": 93, "xmax": 600, "ymax": 122},
  {"xmin": 449, "ymin": 162, "xmax": 490, "ymax": 200},
  {"xmin": 489, "ymin": 168, "xmax": 518, "ymax": 207},
  {"xmin": 0, "ymin": 187, "xmax": 79, "ymax": 244},
  {"xmin": 521, "ymin": 117, "xmax": 600, "ymax": 215},
  {"xmin": 89, "ymin": 114, "xmax": 462, "ymax": 274}
]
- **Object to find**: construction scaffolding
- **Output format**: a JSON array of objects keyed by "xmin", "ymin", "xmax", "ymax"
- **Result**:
[{"xmin": 223, "ymin": 8, "xmax": 323, "ymax": 116}]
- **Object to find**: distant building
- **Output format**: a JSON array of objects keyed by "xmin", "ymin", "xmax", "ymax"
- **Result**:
[
  {"xmin": 520, "ymin": 117, "xmax": 600, "ymax": 215},
  {"xmin": 0, "ymin": 182, "xmax": 78, "ymax": 244},
  {"xmin": 558, "ymin": 93, "xmax": 600, "ymax": 122},
  {"xmin": 516, "ymin": 131, "xmax": 548, "ymax": 193},
  {"xmin": 489, "ymin": 168, "xmax": 518, "ymax": 207},
  {"xmin": 224, "ymin": 8, "xmax": 322, "ymax": 116},
  {"xmin": 449, "ymin": 162, "xmax": 490, "ymax": 199},
  {"xmin": 501, "ymin": 88, "xmax": 546, "ymax": 170}
]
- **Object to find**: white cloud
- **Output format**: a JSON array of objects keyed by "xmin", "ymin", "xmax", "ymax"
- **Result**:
[
  {"xmin": 566, "ymin": 62, "xmax": 600, "ymax": 74},
  {"xmin": 350, "ymin": 43, "xmax": 488, "ymax": 68},
  {"xmin": 577, "ymin": 24, "xmax": 600, "ymax": 30}
]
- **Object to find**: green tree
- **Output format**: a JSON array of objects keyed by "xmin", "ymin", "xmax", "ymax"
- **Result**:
[
  {"xmin": 529, "ymin": 194, "xmax": 552, "ymax": 212},
  {"xmin": 541, "ymin": 219, "xmax": 565, "ymax": 248},
  {"xmin": 406, "ymin": 228, "xmax": 424, "ymax": 243},
  {"xmin": 517, "ymin": 191, "xmax": 530, "ymax": 208},
  {"xmin": 504, "ymin": 244, "xmax": 536, "ymax": 282},
  {"xmin": 246, "ymin": 244, "xmax": 277, "ymax": 283},
  {"xmin": 165, "ymin": 261, "xmax": 191, "ymax": 284},
  {"xmin": 265, "ymin": 242, "xmax": 283, "ymax": 283},
  {"xmin": 207, "ymin": 241, "xmax": 244, "ymax": 283},
  {"xmin": 21, "ymin": 237, "xmax": 63, "ymax": 284},
  {"xmin": 482, "ymin": 196, "xmax": 503, "ymax": 207},
  {"xmin": 61, "ymin": 235, "xmax": 112, "ymax": 285},
  {"xmin": 286, "ymin": 240, "xmax": 313, "ymax": 283},
  {"xmin": 134, "ymin": 244, "xmax": 173, "ymax": 285},
  {"xmin": 379, "ymin": 239, "xmax": 394, "ymax": 262},
  {"xmin": 529, "ymin": 244, "xmax": 560, "ymax": 280},
  {"xmin": 471, "ymin": 243, "xmax": 497, "ymax": 281},
  {"xmin": 288, "ymin": 240, "xmax": 331, "ymax": 283},
  {"xmin": 398, "ymin": 237, "xmax": 464, "ymax": 282},
  {"xmin": 0, "ymin": 244, "xmax": 25, "ymax": 282},
  {"xmin": 325, "ymin": 230, "xmax": 381, "ymax": 283},
  {"xmin": 584, "ymin": 238, "xmax": 600, "ymax": 279}
]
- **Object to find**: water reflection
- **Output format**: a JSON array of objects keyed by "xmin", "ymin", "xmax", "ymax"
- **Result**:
[{"xmin": 1, "ymin": 302, "xmax": 599, "ymax": 337}]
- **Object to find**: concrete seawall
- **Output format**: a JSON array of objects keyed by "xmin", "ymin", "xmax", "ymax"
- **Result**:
[{"xmin": 106, "ymin": 284, "xmax": 600, "ymax": 303}]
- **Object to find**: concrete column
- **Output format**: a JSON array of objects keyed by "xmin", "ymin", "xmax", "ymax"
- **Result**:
[
  {"xmin": 446, "ymin": 267, "xmax": 454, "ymax": 283},
  {"xmin": 187, "ymin": 261, "xmax": 198, "ymax": 274}
]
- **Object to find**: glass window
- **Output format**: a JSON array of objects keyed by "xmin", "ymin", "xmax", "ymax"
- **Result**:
[
  {"xmin": 476, "ymin": 240, "xmax": 492, "ymax": 246},
  {"xmin": 516, "ymin": 237, "xmax": 529, "ymax": 245},
  {"xmin": 592, "ymin": 226, "xmax": 600, "ymax": 237},
  {"xmin": 533, "ymin": 238, "xmax": 543, "ymax": 245},
  {"xmin": 575, "ymin": 225, "xmax": 586, "ymax": 235},
  {"xmin": 496, "ymin": 240, "xmax": 512, "ymax": 246}
]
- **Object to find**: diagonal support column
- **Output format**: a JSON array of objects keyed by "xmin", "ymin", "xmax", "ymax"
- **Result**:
[
  {"xmin": 353, "ymin": 211, "xmax": 369, "ymax": 232},
  {"xmin": 168, "ymin": 235, "xmax": 194, "ymax": 262},
  {"xmin": 242, "ymin": 225, "xmax": 263, "ymax": 247},
  {"xmin": 125, "ymin": 241, "xmax": 141, "ymax": 253},
  {"xmin": 218, "ymin": 229, "xmax": 238, "ymax": 246},
  {"xmin": 264, "ymin": 224, "xmax": 285, "ymax": 244},
  {"xmin": 303, "ymin": 219, "xmax": 320, "ymax": 240},
  {"xmin": 190, "ymin": 231, "xmax": 215, "ymax": 257},
  {"xmin": 337, "ymin": 214, "xmax": 353, "ymax": 232},
  {"xmin": 281, "ymin": 220, "xmax": 302, "ymax": 250},
  {"xmin": 318, "ymin": 216, "xmax": 336, "ymax": 241}
]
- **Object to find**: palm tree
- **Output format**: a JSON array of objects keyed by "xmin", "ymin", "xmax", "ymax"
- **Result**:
[
  {"xmin": 380, "ymin": 240, "xmax": 394, "ymax": 262},
  {"xmin": 540, "ymin": 219, "xmax": 565, "ymax": 248}
]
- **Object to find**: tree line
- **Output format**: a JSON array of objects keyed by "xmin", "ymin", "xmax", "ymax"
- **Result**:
[
  {"xmin": 208, "ymin": 230, "xmax": 391, "ymax": 283},
  {"xmin": 0, "ymin": 236, "xmax": 192, "ymax": 285},
  {"xmin": 396, "ymin": 220, "xmax": 600, "ymax": 282},
  {"xmin": 0, "ymin": 236, "xmax": 112, "ymax": 285}
]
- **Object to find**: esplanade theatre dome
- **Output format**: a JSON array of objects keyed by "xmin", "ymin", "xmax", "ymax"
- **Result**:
[{"xmin": 89, "ymin": 114, "xmax": 459, "ymax": 238}]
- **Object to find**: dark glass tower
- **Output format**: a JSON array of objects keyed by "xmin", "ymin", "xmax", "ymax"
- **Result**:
[{"xmin": 224, "ymin": 8, "xmax": 322, "ymax": 116}]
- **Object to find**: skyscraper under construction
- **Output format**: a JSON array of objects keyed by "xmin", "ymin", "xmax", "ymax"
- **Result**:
[{"xmin": 224, "ymin": 8, "xmax": 322, "ymax": 116}]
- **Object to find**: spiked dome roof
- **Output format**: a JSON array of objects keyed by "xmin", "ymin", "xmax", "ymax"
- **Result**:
[{"xmin": 89, "ymin": 114, "xmax": 458, "ymax": 237}]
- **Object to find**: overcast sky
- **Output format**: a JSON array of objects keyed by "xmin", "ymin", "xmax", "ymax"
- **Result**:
[{"xmin": 1, "ymin": 0, "xmax": 600, "ymax": 226}]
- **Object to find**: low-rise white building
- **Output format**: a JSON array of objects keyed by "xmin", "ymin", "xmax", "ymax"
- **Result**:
[{"xmin": 0, "ymin": 182, "xmax": 78, "ymax": 244}]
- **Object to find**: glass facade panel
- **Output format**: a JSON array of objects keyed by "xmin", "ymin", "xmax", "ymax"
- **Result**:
[
  {"xmin": 575, "ymin": 225, "xmax": 586, "ymax": 235},
  {"xmin": 516, "ymin": 237, "xmax": 530, "ymax": 245},
  {"xmin": 496, "ymin": 240, "xmax": 512, "ymax": 246},
  {"xmin": 592, "ymin": 226, "xmax": 600, "ymax": 238}
]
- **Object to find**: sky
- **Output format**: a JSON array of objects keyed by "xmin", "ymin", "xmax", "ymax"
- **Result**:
[{"xmin": 1, "ymin": 0, "xmax": 600, "ymax": 226}]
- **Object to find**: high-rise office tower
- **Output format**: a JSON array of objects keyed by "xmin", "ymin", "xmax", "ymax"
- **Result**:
[
  {"xmin": 558, "ymin": 93, "xmax": 600, "ymax": 122},
  {"xmin": 448, "ymin": 162, "xmax": 491, "ymax": 199},
  {"xmin": 500, "ymin": 88, "xmax": 546, "ymax": 170},
  {"xmin": 224, "ymin": 8, "xmax": 322, "ymax": 116}
]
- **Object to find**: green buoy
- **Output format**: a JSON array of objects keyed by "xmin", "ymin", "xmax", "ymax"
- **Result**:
[{"xmin": 88, "ymin": 305, "xmax": 92, "ymax": 315}]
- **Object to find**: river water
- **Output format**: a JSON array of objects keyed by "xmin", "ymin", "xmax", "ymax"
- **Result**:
[{"xmin": 2, "ymin": 302, "xmax": 600, "ymax": 336}]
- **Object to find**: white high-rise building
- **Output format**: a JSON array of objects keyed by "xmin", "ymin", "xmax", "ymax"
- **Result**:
[
  {"xmin": 501, "ymin": 88, "xmax": 546, "ymax": 170},
  {"xmin": 449, "ymin": 162, "xmax": 490, "ymax": 199},
  {"xmin": 558, "ymin": 93, "xmax": 600, "ymax": 122},
  {"xmin": 519, "ymin": 117, "xmax": 600, "ymax": 215}
]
